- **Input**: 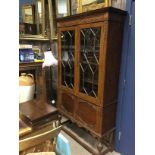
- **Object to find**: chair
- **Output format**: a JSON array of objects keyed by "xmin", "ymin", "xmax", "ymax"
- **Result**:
[
  {"xmin": 55, "ymin": 133, "xmax": 71, "ymax": 155},
  {"xmin": 19, "ymin": 125, "xmax": 62, "ymax": 155}
]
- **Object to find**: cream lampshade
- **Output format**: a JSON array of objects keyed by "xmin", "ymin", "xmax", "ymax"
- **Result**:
[{"xmin": 42, "ymin": 51, "xmax": 58, "ymax": 68}]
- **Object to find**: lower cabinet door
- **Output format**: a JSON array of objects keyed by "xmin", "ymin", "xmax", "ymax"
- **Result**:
[
  {"xmin": 58, "ymin": 91, "xmax": 75, "ymax": 117},
  {"xmin": 75, "ymin": 98, "xmax": 102, "ymax": 134},
  {"xmin": 58, "ymin": 91, "xmax": 103, "ymax": 135}
]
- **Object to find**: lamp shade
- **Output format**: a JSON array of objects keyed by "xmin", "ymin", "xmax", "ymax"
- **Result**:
[{"xmin": 42, "ymin": 51, "xmax": 58, "ymax": 68}]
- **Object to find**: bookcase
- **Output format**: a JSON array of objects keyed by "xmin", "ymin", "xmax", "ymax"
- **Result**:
[{"xmin": 57, "ymin": 7, "xmax": 126, "ymax": 153}]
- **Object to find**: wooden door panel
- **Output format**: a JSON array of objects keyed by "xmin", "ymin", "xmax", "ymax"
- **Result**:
[
  {"xmin": 58, "ymin": 91, "xmax": 75, "ymax": 116},
  {"xmin": 75, "ymin": 98, "xmax": 101, "ymax": 132}
]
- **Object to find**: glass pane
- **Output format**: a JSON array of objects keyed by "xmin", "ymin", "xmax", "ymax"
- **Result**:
[
  {"xmin": 37, "ymin": 0, "xmax": 42, "ymax": 34},
  {"xmin": 61, "ymin": 30, "xmax": 75, "ymax": 89},
  {"xmin": 79, "ymin": 27, "xmax": 101, "ymax": 97}
]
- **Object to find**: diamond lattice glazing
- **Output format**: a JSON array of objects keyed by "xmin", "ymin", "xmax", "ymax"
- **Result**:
[
  {"xmin": 79, "ymin": 27, "xmax": 101, "ymax": 97},
  {"xmin": 61, "ymin": 30, "xmax": 75, "ymax": 89}
]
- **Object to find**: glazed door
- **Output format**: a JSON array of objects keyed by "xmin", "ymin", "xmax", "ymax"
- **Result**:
[
  {"xmin": 58, "ymin": 28, "xmax": 76, "ymax": 93},
  {"xmin": 77, "ymin": 23, "xmax": 104, "ymax": 105}
]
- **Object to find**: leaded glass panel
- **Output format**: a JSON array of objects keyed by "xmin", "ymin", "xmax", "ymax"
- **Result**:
[
  {"xmin": 79, "ymin": 27, "xmax": 101, "ymax": 97},
  {"xmin": 61, "ymin": 30, "xmax": 75, "ymax": 89}
]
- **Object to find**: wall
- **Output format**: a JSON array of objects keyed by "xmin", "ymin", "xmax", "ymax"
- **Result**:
[{"xmin": 114, "ymin": 0, "xmax": 135, "ymax": 154}]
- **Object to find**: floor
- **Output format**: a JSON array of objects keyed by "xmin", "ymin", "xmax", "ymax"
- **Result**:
[
  {"xmin": 60, "ymin": 117, "xmax": 121, "ymax": 155},
  {"xmin": 61, "ymin": 130, "xmax": 121, "ymax": 155}
]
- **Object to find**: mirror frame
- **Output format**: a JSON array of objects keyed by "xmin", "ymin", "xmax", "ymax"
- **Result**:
[
  {"xmin": 22, "ymin": 4, "xmax": 35, "ymax": 24},
  {"xmin": 77, "ymin": 0, "xmax": 110, "ymax": 13},
  {"xmin": 19, "ymin": 0, "xmax": 48, "ymax": 40},
  {"xmin": 56, "ymin": 0, "xmax": 70, "ymax": 18},
  {"xmin": 48, "ymin": 0, "xmax": 57, "ymax": 40}
]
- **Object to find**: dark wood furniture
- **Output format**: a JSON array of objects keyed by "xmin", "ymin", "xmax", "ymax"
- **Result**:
[
  {"xmin": 19, "ymin": 100, "xmax": 61, "ymax": 128},
  {"xmin": 57, "ymin": 7, "xmax": 126, "ymax": 154},
  {"xmin": 19, "ymin": 62, "xmax": 47, "ymax": 102},
  {"xmin": 19, "ymin": 101, "xmax": 62, "ymax": 155},
  {"xmin": 19, "ymin": 62, "xmax": 62, "ymax": 154}
]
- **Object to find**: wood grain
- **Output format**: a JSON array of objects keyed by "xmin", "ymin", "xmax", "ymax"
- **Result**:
[{"xmin": 57, "ymin": 7, "xmax": 126, "ymax": 140}]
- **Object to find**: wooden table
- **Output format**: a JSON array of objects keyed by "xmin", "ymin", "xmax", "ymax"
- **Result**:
[
  {"xmin": 19, "ymin": 118, "xmax": 32, "ymax": 137},
  {"xmin": 19, "ymin": 100, "xmax": 60, "ymax": 128},
  {"xmin": 19, "ymin": 101, "xmax": 62, "ymax": 154}
]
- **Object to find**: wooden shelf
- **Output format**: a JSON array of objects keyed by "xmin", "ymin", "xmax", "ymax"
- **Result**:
[
  {"xmin": 19, "ymin": 62, "xmax": 43, "ymax": 68},
  {"xmin": 19, "ymin": 37, "xmax": 49, "ymax": 41},
  {"xmin": 19, "ymin": 61, "xmax": 43, "ymax": 65},
  {"xmin": 19, "ymin": 35, "xmax": 49, "ymax": 41},
  {"xmin": 19, "ymin": 62, "xmax": 47, "ymax": 102}
]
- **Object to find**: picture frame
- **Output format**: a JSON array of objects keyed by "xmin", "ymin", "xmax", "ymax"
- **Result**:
[
  {"xmin": 22, "ymin": 4, "xmax": 35, "ymax": 24},
  {"xmin": 35, "ymin": 0, "xmax": 43, "ymax": 34},
  {"xmin": 78, "ymin": 0, "xmax": 111, "ymax": 13},
  {"xmin": 70, "ymin": 0, "xmax": 78, "ymax": 15},
  {"xmin": 56, "ymin": 0, "xmax": 70, "ymax": 18},
  {"xmin": 48, "ymin": 0, "xmax": 57, "ymax": 39}
]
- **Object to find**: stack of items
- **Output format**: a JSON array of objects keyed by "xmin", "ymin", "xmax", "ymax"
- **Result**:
[
  {"xmin": 33, "ymin": 46, "xmax": 44, "ymax": 62},
  {"xmin": 19, "ymin": 44, "xmax": 34, "ymax": 62},
  {"xmin": 19, "ymin": 44, "xmax": 45, "ymax": 63}
]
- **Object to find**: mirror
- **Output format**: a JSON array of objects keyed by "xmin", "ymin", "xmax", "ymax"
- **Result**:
[
  {"xmin": 48, "ymin": 0, "xmax": 57, "ymax": 39},
  {"xmin": 36, "ymin": 0, "xmax": 42, "ymax": 34},
  {"xmin": 19, "ymin": 0, "xmax": 46, "ymax": 39},
  {"xmin": 22, "ymin": 4, "xmax": 35, "ymax": 24},
  {"xmin": 56, "ymin": 0, "xmax": 70, "ymax": 18},
  {"xmin": 78, "ymin": 0, "xmax": 109, "ymax": 13}
]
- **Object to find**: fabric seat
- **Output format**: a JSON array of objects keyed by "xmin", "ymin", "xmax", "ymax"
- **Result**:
[{"xmin": 56, "ymin": 133, "xmax": 71, "ymax": 155}]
